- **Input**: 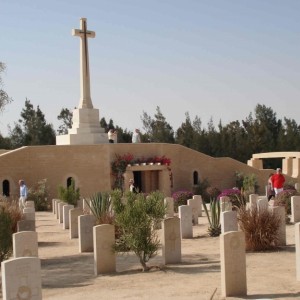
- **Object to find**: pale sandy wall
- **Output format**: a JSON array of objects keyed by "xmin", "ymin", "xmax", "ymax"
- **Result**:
[{"xmin": 0, "ymin": 143, "xmax": 297, "ymax": 202}]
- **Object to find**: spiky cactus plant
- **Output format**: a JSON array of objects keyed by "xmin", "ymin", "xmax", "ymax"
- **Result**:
[{"xmin": 203, "ymin": 197, "xmax": 221, "ymax": 237}]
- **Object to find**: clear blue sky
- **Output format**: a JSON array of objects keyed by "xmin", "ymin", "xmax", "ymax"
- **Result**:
[{"xmin": 1, "ymin": 0, "xmax": 300, "ymax": 136}]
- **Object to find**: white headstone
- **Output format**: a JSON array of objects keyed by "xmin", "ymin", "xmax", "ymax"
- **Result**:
[
  {"xmin": 220, "ymin": 196, "xmax": 232, "ymax": 212},
  {"xmin": 23, "ymin": 211, "xmax": 35, "ymax": 221},
  {"xmin": 79, "ymin": 214, "xmax": 96, "ymax": 252},
  {"xmin": 17, "ymin": 220, "xmax": 35, "ymax": 232},
  {"xmin": 63, "ymin": 204, "xmax": 74, "ymax": 229},
  {"xmin": 1, "ymin": 257, "xmax": 42, "ymax": 300},
  {"xmin": 70, "ymin": 208, "xmax": 83, "ymax": 239},
  {"xmin": 52, "ymin": 198, "xmax": 60, "ymax": 214},
  {"xmin": 58, "ymin": 202, "xmax": 65, "ymax": 224},
  {"xmin": 93, "ymin": 224, "xmax": 116, "ymax": 275},
  {"xmin": 162, "ymin": 217, "xmax": 181, "ymax": 264},
  {"xmin": 164, "ymin": 197, "xmax": 174, "ymax": 218},
  {"xmin": 221, "ymin": 211, "xmax": 238, "ymax": 234},
  {"xmin": 193, "ymin": 195, "xmax": 203, "ymax": 217},
  {"xmin": 13, "ymin": 231, "xmax": 38, "ymax": 258},
  {"xmin": 249, "ymin": 194, "xmax": 258, "ymax": 210},
  {"xmin": 187, "ymin": 198, "xmax": 199, "ymax": 225},
  {"xmin": 257, "ymin": 198, "xmax": 268, "ymax": 213},
  {"xmin": 55, "ymin": 200, "xmax": 61, "ymax": 219},
  {"xmin": 179, "ymin": 205, "xmax": 193, "ymax": 239},
  {"xmin": 83, "ymin": 199, "xmax": 91, "ymax": 214},
  {"xmin": 220, "ymin": 231, "xmax": 247, "ymax": 297},
  {"xmin": 270, "ymin": 206, "xmax": 286, "ymax": 246}
]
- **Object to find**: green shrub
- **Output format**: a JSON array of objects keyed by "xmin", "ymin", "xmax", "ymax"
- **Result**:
[
  {"xmin": 111, "ymin": 190, "xmax": 166, "ymax": 271},
  {"xmin": 58, "ymin": 179, "xmax": 80, "ymax": 206},
  {"xmin": 27, "ymin": 179, "xmax": 49, "ymax": 211},
  {"xmin": 235, "ymin": 172, "xmax": 259, "ymax": 194}
]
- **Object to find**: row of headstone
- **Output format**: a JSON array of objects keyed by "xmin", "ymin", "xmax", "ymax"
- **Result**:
[
  {"xmin": 220, "ymin": 194, "xmax": 287, "ymax": 246},
  {"xmin": 2, "ymin": 212, "xmax": 41, "ymax": 300},
  {"xmin": 53, "ymin": 197, "xmax": 183, "ymax": 274},
  {"xmin": 94, "ymin": 216, "xmax": 183, "ymax": 275},
  {"xmin": 16, "ymin": 200, "xmax": 36, "ymax": 232}
]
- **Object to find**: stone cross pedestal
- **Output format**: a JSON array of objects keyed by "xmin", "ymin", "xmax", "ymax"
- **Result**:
[{"xmin": 56, "ymin": 18, "xmax": 107, "ymax": 145}]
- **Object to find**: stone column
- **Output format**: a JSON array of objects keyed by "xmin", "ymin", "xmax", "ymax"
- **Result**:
[
  {"xmin": 292, "ymin": 158, "xmax": 300, "ymax": 178},
  {"xmin": 247, "ymin": 158, "xmax": 263, "ymax": 169},
  {"xmin": 282, "ymin": 157, "xmax": 293, "ymax": 177}
]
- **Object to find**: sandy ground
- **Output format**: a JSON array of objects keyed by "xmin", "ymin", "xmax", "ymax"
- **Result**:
[{"xmin": 1, "ymin": 211, "xmax": 300, "ymax": 300}]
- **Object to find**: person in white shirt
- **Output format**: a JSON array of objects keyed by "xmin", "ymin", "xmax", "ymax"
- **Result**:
[
  {"xmin": 132, "ymin": 129, "xmax": 141, "ymax": 143},
  {"xmin": 129, "ymin": 179, "xmax": 137, "ymax": 193},
  {"xmin": 108, "ymin": 129, "xmax": 117, "ymax": 143},
  {"xmin": 19, "ymin": 179, "xmax": 28, "ymax": 209}
]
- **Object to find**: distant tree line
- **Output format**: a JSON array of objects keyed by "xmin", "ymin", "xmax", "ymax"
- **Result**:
[{"xmin": 1, "ymin": 63, "xmax": 300, "ymax": 168}]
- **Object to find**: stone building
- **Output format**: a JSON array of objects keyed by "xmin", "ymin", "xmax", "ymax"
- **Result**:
[{"xmin": 0, "ymin": 143, "xmax": 281, "ymax": 201}]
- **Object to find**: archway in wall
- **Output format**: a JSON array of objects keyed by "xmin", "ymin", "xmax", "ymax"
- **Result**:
[
  {"xmin": 193, "ymin": 171, "xmax": 199, "ymax": 185},
  {"xmin": 2, "ymin": 180, "xmax": 10, "ymax": 197},
  {"xmin": 67, "ymin": 177, "xmax": 73, "ymax": 187}
]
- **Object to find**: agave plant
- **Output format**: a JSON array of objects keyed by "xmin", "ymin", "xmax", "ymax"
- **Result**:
[
  {"xmin": 84, "ymin": 192, "xmax": 113, "ymax": 225},
  {"xmin": 203, "ymin": 197, "xmax": 221, "ymax": 237}
]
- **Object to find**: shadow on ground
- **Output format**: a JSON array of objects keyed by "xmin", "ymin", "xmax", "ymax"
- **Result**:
[{"xmin": 41, "ymin": 254, "xmax": 94, "ymax": 289}]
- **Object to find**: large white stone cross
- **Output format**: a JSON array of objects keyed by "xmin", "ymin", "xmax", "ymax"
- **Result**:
[{"xmin": 72, "ymin": 18, "xmax": 95, "ymax": 109}]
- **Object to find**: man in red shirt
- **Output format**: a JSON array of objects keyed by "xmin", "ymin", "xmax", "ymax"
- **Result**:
[{"xmin": 271, "ymin": 168, "xmax": 285, "ymax": 195}]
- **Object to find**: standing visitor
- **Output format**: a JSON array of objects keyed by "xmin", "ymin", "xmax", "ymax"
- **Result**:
[
  {"xmin": 132, "ymin": 129, "xmax": 141, "ymax": 143},
  {"xmin": 19, "ymin": 179, "xmax": 28, "ymax": 209},
  {"xmin": 108, "ymin": 129, "xmax": 117, "ymax": 143},
  {"xmin": 271, "ymin": 168, "xmax": 285, "ymax": 196},
  {"xmin": 129, "ymin": 179, "xmax": 137, "ymax": 193},
  {"xmin": 267, "ymin": 173, "xmax": 275, "ymax": 200}
]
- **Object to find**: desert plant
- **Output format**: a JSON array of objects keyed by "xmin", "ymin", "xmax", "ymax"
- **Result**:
[
  {"xmin": 84, "ymin": 192, "xmax": 113, "ymax": 225},
  {"xmin": 27, "ymin": 178, "xmax": 49, "ymax": 211},
  {"xmin": 111, "ymin": 190, "xmax": 166, "ymax": 271},
  {"xmin": 0, "ymin": 201, "xmax": 22, "ymax": 263},
  {"xmin": 205, "ymin": 186, "xmax": 221, "ymax": 202},
  {"xmin": 58, "ymin": 179, "xmax": 80, "ymax": 206},
  {"xmin": 0, "ymin": 205, "xmax": 13, "ymax": 263},
  {"xmin": 203, "ymin": 198, "xmax": 221, "ymax": 237},
  {"xmin": 237, "ymin": 205, "xmax": 281, "ymax": 251},
  {"xmin": 172, "ymin": 190, "xmax": 194, "ymax": 212}
]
